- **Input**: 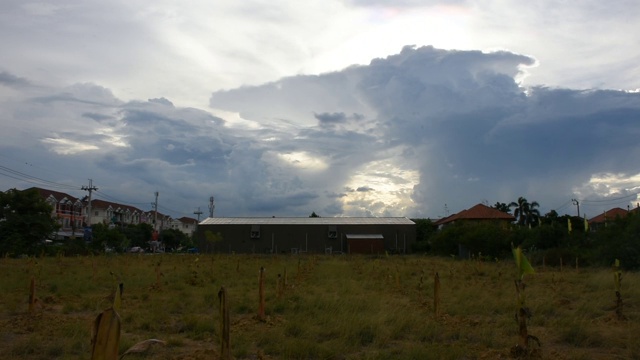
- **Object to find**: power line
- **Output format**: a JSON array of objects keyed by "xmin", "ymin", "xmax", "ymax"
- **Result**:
[
  {"xmin": 0, "ymin": 164, "xmax": 80, "ymax": 191},
  {"xmin": 93, "ymin": 190, "xmax": 150, "ymax": 206},
  {"xmin": 579, "ymin": 191, "xmax": 640, "ymax": 204},
  {"xmin": 158, "ymin": 204, "xmax": 192, "ymax": 219},
  {"xmin": 0, "ymin": 153, "xmax": 75, "ymax": 179}
]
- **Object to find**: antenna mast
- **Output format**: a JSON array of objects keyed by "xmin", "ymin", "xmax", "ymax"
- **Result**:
[{"xmin": 209, "ymin": 196, "xmax": 215, "ymax": 218}]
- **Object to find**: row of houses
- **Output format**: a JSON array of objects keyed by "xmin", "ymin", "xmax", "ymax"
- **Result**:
[
  {"xmin": 432, "ymin": 203, "xmax": 640, "ymax": 229},
  {"xmin": 17, "ymin": 185, "xmax": 639, "ymax": 254},
  {"xmin": 25, "ymin": 187, "xmax": 198, "ymax": 239}
]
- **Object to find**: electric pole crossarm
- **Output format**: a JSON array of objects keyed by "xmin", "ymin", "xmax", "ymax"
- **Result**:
[{"xmin": 81, "ymin": 179, "xmax": 98, "ymax": 226}]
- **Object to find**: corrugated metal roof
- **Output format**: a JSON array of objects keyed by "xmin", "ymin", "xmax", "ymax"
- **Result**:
[{"xmin": 200, "ymin": 217, "xmax": 415, "ymax": 226}]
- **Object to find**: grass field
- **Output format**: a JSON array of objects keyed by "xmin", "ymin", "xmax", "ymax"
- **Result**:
[{"xmin": 0, "ymin": 253, "xmax": 638, "ymax": 359}]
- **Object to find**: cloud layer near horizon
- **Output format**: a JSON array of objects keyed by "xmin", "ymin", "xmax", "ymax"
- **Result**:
[{"xmin": 2, "ymin": 46, "xmax": 640, "ymax": 219}]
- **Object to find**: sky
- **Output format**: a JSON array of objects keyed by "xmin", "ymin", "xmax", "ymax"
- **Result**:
[{"xmin": 1, "ymin": 0, "xmax": 640, "ymax": 220}]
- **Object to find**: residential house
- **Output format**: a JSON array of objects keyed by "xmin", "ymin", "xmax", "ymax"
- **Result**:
[
  {"xmin": 434, "ymin": 203, "xmax": 515, "ymax": 229},
  {"xmin": 29, "ymin": 187, "xmax": 86, "ymax": 239},
  {"xmin": 433, "ymin": 203, "xmax": 515, "ymax": 258},
  {"xmin": 147, "ymin": 210, "xmax": 173, "ymax": 231},
  {"xmin": 588, "ymin": 206, "xmax": 640, "ymax": 231},
  {"xmin": 85, "ymin": 199, "xmax": 145, "ymax": 226},
  {"xmin": 171, "ymin": 216, "xmax": 198, "ymax": 237}
]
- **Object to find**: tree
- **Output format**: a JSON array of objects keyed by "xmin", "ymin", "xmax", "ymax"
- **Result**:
[
  {"xmin": 309, "ymin": 211, "xmax": 320, "ymax": 218},
  {"xmin": 160, "ymin": 228, "xmax": 190, "ymax": 251},
  {"xmin": 121, "ymin": 223, "xmax": 154, "ymax": 248},
  {"xmin": 492, "ymin": 202, "xmax": 511, "ymax": 213},
  {"xmin": 411, "ymin": 218, "xmax": 436, "ymax": 252},
  {"xmin": 541, "ymin": 210, "xmax": 559, "ymax": 225},
  {"xmin": 90, "ymin": 223, "xmax": 128, "ymax": 253},
  {"xmin": 509, "ymin": 197, "xmax": 541, "ymax": 227},
  {"xmin": 0, "ymin": 188, "xmax": 59, "ymax": 256}
]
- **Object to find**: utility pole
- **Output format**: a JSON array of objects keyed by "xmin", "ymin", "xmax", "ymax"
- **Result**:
[
  {"xmin": 81, "ymin": 179, "xmax": 98, "ymax": 226},
  {"xmin": 194, "ymin": 207, "xmax": 203, "ymax": 222},
  {"xmin": 209, "ymin": 196, "xmax": 215, "ymax": 218},
  {"xmin": 572, "ymin": 198, "xmax": 580, "ymax": 217},
  {"xmin": 153, "ymin": 191, "xmax": 159, "ymax": 231}
]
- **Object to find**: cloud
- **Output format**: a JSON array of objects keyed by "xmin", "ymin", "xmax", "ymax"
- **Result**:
[
  {"xmin": 0, "ymin": 71, "xmax": 30, "ymax": 87},
  {"xmin": 356, "ymin": 186, "xmax": 375, "ymax": 192},
  {"xmin": 2, "ymin": 45, "xmax": 640, "ymax": 219}
]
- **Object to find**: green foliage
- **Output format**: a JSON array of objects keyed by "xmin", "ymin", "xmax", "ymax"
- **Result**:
[
  {"xmin": 429, "ymin": 221, "xmax": 512, "ymax": 258},
  {"xmin": 120, "ymin": 223, "xmax": 153, "ymax": 248},
  {"xmin": 160, "ymin": 228, "xmax": 190, "ymax": 251},
  {"xmin": 411, "ymin": 218, "xmax": 436, "ymax": 252},
  {"xmin": 309, "ymin": 211, "xmax": 321, "ymax": 218},
  {"xmin": 516, "ymin": 221, "xmax": 568, "ymax": 250},
  {"xmin": 492, "ymin": 202, "xmax": 511, "ymax": 213},
  {"xmin": 0, "ymin": 188, "xmax": 59, "ymax": 256},
  {"xmin": 512, "ymin": 246, "xmax": 534, "ymax": 281},
  {"xmin": 91, "ymin": 223, "xmax": 128, "ymax": 252},
  {"xmin": 588, "ymin": 211, "xmax": 640, "ymax": 269},
  {"xmin": 509, "ymin": 197, "xmax": 541, "ymax": 227},
  {"xmin": 430, "ymin": 224, "xmax": 464, "ymax": 256}
]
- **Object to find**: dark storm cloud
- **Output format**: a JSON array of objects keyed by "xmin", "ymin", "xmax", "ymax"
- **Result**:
[
  {"xmin": 3, "ymin": 46, "xmax": 640, "ymax": 218},
  {"xmin": 82, "ymin": 112, "xmax": 114, "ymax": 123},
  {"xmin": 207, "ymin": 45, "xmax": 640, "ymax": 217},
  {"xmin": 0, "ymin": 71, "xmax": 30, "ymax": 87},
  {"xmin": 314, "ymin": 112, "xmax": 347, "ymax": 124},
  {"xmin": 356, "ymin": 186, "xmax": 375, "ymax": 192}
]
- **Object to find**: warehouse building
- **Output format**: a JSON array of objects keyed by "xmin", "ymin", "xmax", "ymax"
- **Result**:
[{"xmin": 196, "ymin": 217, "xmax": 416, "ymax": 254}]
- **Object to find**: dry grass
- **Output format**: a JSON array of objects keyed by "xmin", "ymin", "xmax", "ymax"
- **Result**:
[{"xmin": 0, "ymin": 254, "xmax": 638, "ymax": 359}]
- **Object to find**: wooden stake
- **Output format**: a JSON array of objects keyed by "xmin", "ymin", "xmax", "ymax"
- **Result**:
[
  {"xmin": 434, "ymin": 272, "xmax": 441, "ymax": 317},
  {"xmin": 258, "ymin": 267, "xmax": 266, "ymax": 321},
  {"xmin": 218, "ymin": 287, "xmax": 230, "ymax": 360},
  {"xmin": 515, "ymin": 280, "xmax": 528, "ymax": 349},
  {"xmin": 28, "ymin": 277, "xmax": 36, "ymax": 314},
  {"xmin": 276, "ymin": 274, "xmax": 283, "ymax": 298}
]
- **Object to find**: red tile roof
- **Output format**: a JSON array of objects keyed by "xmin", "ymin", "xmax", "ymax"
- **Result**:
[
  {"xmin": 435, "ymin": 203, "xmax": 515, "ymax": 225},
  {"xmin": 178, "ymin": 216, "xmax": 198, "ymax": 224},
  {"xmin": 28, "ymin": 187, "xmax": 79, "ymax": 202},
  {"xmin": 89, "ymin": 199, "xmax": 143, "ymax": 214},
  {"xmin": 588, "ymin": 207, "xmax": 630, "ymax": 224}
]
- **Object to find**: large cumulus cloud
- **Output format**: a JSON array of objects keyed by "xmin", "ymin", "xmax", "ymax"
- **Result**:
[{"xmin": 2, "ymin": 46, "xmax": 640, "ymax": 218}]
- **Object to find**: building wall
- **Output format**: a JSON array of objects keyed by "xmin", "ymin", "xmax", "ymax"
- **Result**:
[{"xmin": 196, "ymin": 223, "xmax": 416, "ymax": 254}]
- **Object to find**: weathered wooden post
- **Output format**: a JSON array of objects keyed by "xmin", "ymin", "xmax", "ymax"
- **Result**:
[
  {"xmin": 258, "ymin": 267, "xmax": 266, "ymax": 321},
  {"xmin": 218, "ymin": 286, "xmax": 230, "ymax": 360},
  {"xmin": 29, "ymin": 277, "xmax": 36, "ymax": 314},
  {"xmin": 434, "ymin": 272, "xmax": 441, "ymax": 317}
]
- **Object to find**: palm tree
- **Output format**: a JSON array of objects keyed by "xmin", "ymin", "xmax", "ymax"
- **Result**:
[
  {"xmin": 493, "ymin": 202, "xmax": 511, "ymax": 213},
  {"xmin": 509, "ymin": 197, "xmax": 541, "ymax": 227}
]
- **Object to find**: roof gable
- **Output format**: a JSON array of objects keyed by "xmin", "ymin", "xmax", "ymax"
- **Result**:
[
  {"xmin": 588, "ymin": 207, "xmax": 629, "ymax": 223},
  {"xmin": 435, "ymin": 204, "xmax": 515, "ymax": 225}
]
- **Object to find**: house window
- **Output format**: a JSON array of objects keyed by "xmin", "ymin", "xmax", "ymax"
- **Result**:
[
  {"xmin": 328, "ymin": 225, "xmax": 337, "ymax": 239},
  {"xmin": 94, "ymin": 211, "xmax": 99, "ymax": 216},
  {"xmin": 250, "ymin": 225, "xmax": 260, "ymax": 239}
]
